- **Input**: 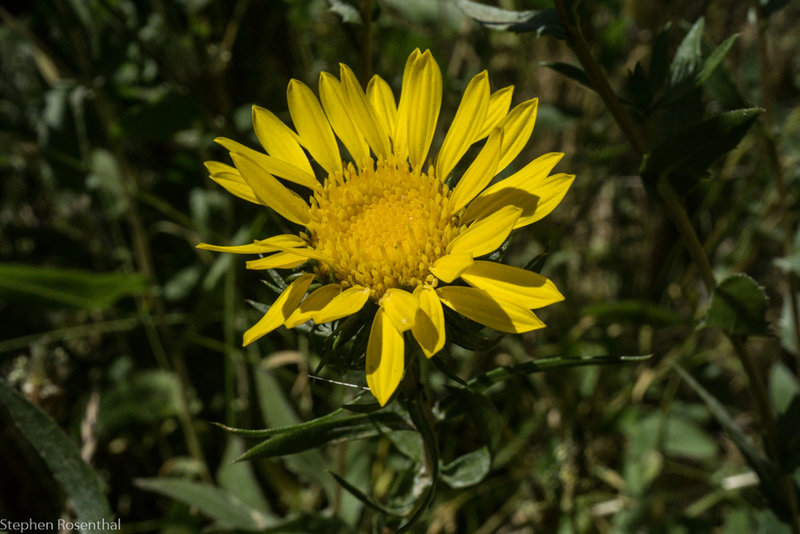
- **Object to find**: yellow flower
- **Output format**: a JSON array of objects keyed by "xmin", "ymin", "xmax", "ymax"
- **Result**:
[{"xmin": 200, "ymin": 49, "xmax": 574, "ymax": 406}]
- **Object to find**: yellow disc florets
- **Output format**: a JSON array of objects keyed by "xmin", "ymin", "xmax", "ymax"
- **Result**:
[{"xmin": 306, "ymin": 156, "xmax": 459, "ymax": 299}]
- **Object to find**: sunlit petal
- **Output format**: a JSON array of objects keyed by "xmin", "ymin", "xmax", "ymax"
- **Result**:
[
  {"xmin": 447, "ymin": 205, "xmax": 521, "ymax": 258},
  {"xmin": 366, "ymin": 309, "xmax": 405, "ymax": 406},
  {"xmin": 380, "ymin": 288, "xmax": 419, "ymax": 332},
  {"xmin": 435, "ymin": 70, "xmax": 489, "ymax": 181},
  {"xmin": 412, "ymin": 285, "xmax": 445, "ymax": 358},
  {"xmin": 243, "ymin": 274, "xmax": 314, "ymax": 346},
  {"xmin": 429, "ymin": 253, "xmax": 474, "ymax": 283},
  {"xmin": 287, "ymin": 79, "xmax": 342, "ymax": 175},
  {"xmin": 461, "ymin": 261, "xmax": 564, "ymax": 309},
  {"xmin": 284, "ymin": 284, "xmax": 342, "ymax": 328},
  {"xmin": 437, "ymin": 285, "xmax": 546, "ymax": 333},
  {"xmin": 230, "ymin": 152, "xmax": 310, "ymax": 226}
]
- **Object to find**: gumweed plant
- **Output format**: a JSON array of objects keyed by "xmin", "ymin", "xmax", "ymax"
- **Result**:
[{"xmin": 201, "ymin": 49, "xmax": 573, "ymax": 405}]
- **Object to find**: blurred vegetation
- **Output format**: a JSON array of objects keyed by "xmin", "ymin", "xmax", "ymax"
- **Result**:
[{"xmin": 1, "ymin": 0, "xmax": 799, "ymax": 532}]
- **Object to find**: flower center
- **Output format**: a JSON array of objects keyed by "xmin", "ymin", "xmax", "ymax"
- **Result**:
[{"xmin": 307, "ymin": 156, "xmax": 459, "ymax": 299}]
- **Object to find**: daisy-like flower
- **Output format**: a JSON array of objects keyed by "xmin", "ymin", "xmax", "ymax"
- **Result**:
[{"xmin": 200, "ymin": 49, "xmax": 574, "ymax": 406}]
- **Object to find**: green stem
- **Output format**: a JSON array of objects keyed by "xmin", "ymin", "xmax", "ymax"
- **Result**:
[{"xmin": 656, "ymin": 175, "xmax": 717, "ymax": 292}]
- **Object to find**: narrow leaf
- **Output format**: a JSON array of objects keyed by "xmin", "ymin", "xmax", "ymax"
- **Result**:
[
  {"xmin": 542, "ymin": 62, "xmax": 593, "ymax": 90},
  {"xmin": 0, "ymin": 380, "xmax": 113, "ymax": 529},
  {"xmin": 135, "ymin": 478, "xmax": 275, "ymax": 531},
  {"xmin": 670, "ymin": 17, "xmax": 705, "ymax": 86},
  {"xmin": 0, "ymin": 263, "xmax": 146, "ymax": 310},
  {"xmin": 704, "ymin": 273, "xmax": 769, "ymax": 337},
  {"xmin": 237, "ymin": 412, "xmax": 412, "ymax": 460}
]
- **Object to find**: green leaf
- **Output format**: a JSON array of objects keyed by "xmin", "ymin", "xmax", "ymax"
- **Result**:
[
  {"xmin": 454, "ymin": 0, "xmax": 565, "ymax": 38},
  {"xmin": 440, "ymin": 447, "xmax": 491, "ymax": 489},
  {"xmin": 97, "ymin": 370, "xmax": 185, "ymax": 436},
  {"xmin": 670, "ymin": 18, "xmax": 705, "ymax": 87},
  {"xmin": 236, "ymin": 412, "xmax": 412, "ymax": 460},
  {"xmin": 696, "ymin": 34, "xmax": 739, "ymax": 86},
  {"xmin": 467, "ymin": 354, "xmax": 651, "ymax": 393},
  {"xmin": 252, "ymin": 366, "xmax": 337, "ymax": 501},
  {"xmin": 640, "ymin": 108, "xmax": 763, "ymax": 188},
  {"xmin": 0, "ymin": 263, "xmax": 147, "ymax": 310},
  {"xmin": 217, "ymin": 436, "xmax": 272, "ymax": 515},
  {"xmin": 542, "ymin": 62, "xmax": 593, "ymax": 90},
  {"xmin": 135, "ymin": 478, "xmax": 275, "ymax": 531},
  {"xmin": 0, "ymin": 380, "xmax": 113, "ymax": 530},
  {"xmin": 704, "ymin": 273, "xmax": 769, "ymax": 337}
]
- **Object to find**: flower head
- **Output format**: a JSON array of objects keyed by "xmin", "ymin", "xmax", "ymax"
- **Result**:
[{"xmin": 200, "ymin": 50, "xmax": 574, "ymax": 406}]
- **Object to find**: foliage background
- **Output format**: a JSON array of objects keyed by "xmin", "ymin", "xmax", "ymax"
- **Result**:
[{"xmin": 1, "ymin": 0, "xmax": 799, "ymax": 532}]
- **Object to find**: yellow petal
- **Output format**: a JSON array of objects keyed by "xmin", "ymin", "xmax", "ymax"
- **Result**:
[
  {"xmin": 311, "ymin": 286, "xmax": 371, "ymax": 323},
  {"xmin": 462, "ymin": 152, "xmax": 565, "ymax": 225},
  {"xmin": 339, "ymin": 64, "xmax": 392, "ymax": 158},
  {"xmin": 245, "ymin": 252, "xmax": 308, "ymax": 270},
  {"xmin": 380, "ymin": 288, "xmax": 418, "ymax": 332},
  {"xmin": 243, "ymin": 273, "xmax": 314, "ymax": 346},
  {"xmin": 392, "ymin": 49, "xmax": 422, "ymax": 160},
  {"xmin": 429, "ymin": 253, "xmax": 474, "ymax": 283},
  {"xmin": 284, "ymin": 284, "xmax": 342, "ymax": 328},
  {"xmin": 396, "ymin": 50, "xmax": 441, "ymax": 172},
  {"xmin": 496, "ymin": 98, "xmax": 538, "ymax": 172},
  {"xmin": 366, "ymin": 309, "xmax": 405, "ymax": 406},
  {"xmin": 230, "ymin": 152, "xmax": 310, "ymax": 226},
  {"xmin": 216, "ymin": 137, "xmax": 318, "ymax": 190},
  {"xmin": 287, "ymin": 79, "xmax": 342, "ymax": 175},
  {"xmin": 319, "ymin": 72, "xmax": 371, "ymax": 167},
  {"xmin": 448, "ymin": 205, "xmax": 521, "ymax": 258},
  {"xmin": 460, "ymin": 261, "xmax": 564, "ymax": 309},
  {"xmin": 450, "ymin": 128, "xmax": 503, "ymax": 213},
  {"xmin": 366, "ymin": 75, "xmax": 397, "ymax": 143},
  {"xmin": 205, "ymin": 161, "xmax": 261, "ymax": 205},
  {"xmin": 437, "ymin": 285, "xmax": 545, "ymax": 333},
  {"xmin": 251, "ymin": 105, "xmax": 315, "ymax": 177},
  {"xmin": 475, "ymin": 86, "xmax": 514, "ymax": 141},
  {"xmin": 412, "ymin": 285, "xmax": 445, "ymax": 358},
  {"xmin": 197, "ymin": 234, "xmax": 305, "ymax": 254},
  {"xmin": 435, "ymin": 70, "xmax": 490, "ymax": 181}
]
